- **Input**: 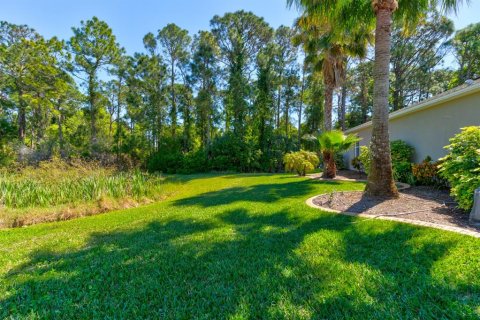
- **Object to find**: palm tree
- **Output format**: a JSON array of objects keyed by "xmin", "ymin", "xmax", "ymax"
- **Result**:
[
  {"xmin": 318, "ymin": 130, "xmax": 360, "ymax": 178},
  {"xmin": 288, "ymin": 0, "xmax": 466, "ymax": 197},
  {"xmin": 294, "ymin": 14, "xmax": 371, "ymax": 132},
  {"xmin": 294, "ymin": 13, "xmax": 370, "ymax": 176}
]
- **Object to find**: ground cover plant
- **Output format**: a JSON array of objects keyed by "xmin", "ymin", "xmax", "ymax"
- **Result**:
[
  {"xmin": 0, "ymin": 159, "xmax": 165, "ymax": 227},
  {"xmin": 1, "ymin": 173, "xmax": 479, "ymax": 319}
]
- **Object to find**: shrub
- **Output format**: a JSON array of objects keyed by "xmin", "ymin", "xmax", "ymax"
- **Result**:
[
  {"xmin": 358, "ymin": 146, "xmax": 371, "ymax": 175},
  {"xmin": 439, "ymin": 126, "xmax": 480, "ymax": 210},
  {"xmin": 357, "ymin": 141, "xmax": 415, "ymax": 183},
  {"xmin": 390, "ymin": 140, "xmax": 415, "ymax": 183},
  {"xmin": 412, "ymin": 156, "xmax": 448, "ymax": 188},
  {"xmin": 351, "ymin": 156, "xmax": 362, "ymax": 172},
  {"xmin": 390, "ymin": 140, "xmax": 415, "ymax": 164},
  {"xmin": 334, "ymin": 152, "xmax": 347, "ymax": 170},
  {"xmin": 392, "ymin": 161, "xmax": 413, "ymax": 184},
  {"xmin": 284, "ymin": 150, "xmax": 319, "ymax": 176}
]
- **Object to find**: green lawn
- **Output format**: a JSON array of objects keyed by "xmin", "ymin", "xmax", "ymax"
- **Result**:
[{"xmin": 1, "ymin": 174, "xmax": 479, "ymax": 319}]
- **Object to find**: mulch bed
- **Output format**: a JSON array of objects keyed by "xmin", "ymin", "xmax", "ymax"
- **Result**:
[
  {"xmin": 310, "ymin": 170, "xmax": 367, "ymax": 181},
  {"xmin": 312, "ymin": 186, "xmax": 479, "ymax": 232}
]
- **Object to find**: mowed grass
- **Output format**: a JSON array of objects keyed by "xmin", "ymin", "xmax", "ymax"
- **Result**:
[{"xmin": 1, "ymin": 173, "xmax": 479, "ymax": 319}]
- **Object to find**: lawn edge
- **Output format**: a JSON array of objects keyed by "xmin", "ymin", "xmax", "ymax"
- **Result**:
[{"xmin": 306, "ymin": 194, "xmax": 480, "ymax": 238}]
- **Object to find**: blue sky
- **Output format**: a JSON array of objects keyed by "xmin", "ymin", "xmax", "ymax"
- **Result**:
[{"xmin": 1, "ymin": 0, "xmax": 479, "ymax": 56}]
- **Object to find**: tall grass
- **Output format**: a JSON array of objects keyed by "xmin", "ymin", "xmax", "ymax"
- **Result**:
[{"xmin": 0, "ymin": 159, "xmax": 165, "ymax": 209}]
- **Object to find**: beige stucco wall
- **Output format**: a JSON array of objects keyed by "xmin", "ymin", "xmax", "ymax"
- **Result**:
[{"xmin": 344, "ymin": 90, "xmax": 480, "ymax": 169}]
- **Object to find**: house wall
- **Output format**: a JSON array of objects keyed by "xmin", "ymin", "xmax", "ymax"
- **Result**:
[{"xmin": 344, "ymin": 90, "xmax": 480, "ymax": 170}]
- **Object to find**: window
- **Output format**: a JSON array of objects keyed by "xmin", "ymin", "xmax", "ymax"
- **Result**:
[{"xmin": 354, "ymin": 142, "xmax": 360, "ymax": 157}]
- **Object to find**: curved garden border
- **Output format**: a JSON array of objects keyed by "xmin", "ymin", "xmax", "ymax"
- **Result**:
[{"xmin": 306, "ymin": 180, "xmax": 480, "ymax": 238}]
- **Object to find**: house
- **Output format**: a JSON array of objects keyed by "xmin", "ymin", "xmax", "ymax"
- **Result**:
[{"xmin": 344, "ymin": 79, "xmax": 480, "ymax": 169}]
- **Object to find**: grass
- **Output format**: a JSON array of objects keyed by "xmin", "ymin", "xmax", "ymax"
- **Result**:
[
  {"xmin": 0, "ymin": 173, "xmax": 479, "ymax": 319},
  {"xmin": 0, "ymin": 160, "xmax": 166, "ymax": 227}
]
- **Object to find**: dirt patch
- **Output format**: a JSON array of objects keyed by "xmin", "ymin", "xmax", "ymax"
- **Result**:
[{"xmin": 312, "ymin": 186, "xmax": 479, "ymax": 232}]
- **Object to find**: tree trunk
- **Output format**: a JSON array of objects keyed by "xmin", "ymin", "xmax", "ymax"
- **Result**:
[
  {"xmin": 322, "ymin": 150, "xmax": 336, "ymax": 179},
  {"xmin": 17, "ymin": 98, "xmax": 27, "ymax": 143},
  {"xmin": 170, "ymin": 61, "xmax": 177, "ymax": 138},
  {"xmin": 339, "ymin": 84, "xmax": 347, "ymax": 131},
  {"xmin": 88, "ymin": 74, "xmax": 97, "ymax": 149},
  {"xmin": 392, "ymin": 68, "xmax": 404, "ymax": 111},
  {"xmin": 276, "ymin": 81, "xmax": 282, "ymax": 130},
  {"xmin": 324, "ymin": 84, "xmax": 334, "ymax": 132},
  {"xmin": 366, "ymin": 1, "xmax": 399, "ymax": 198},
  {"xmin": 298, "ymin": 67, "xmax": 305, "ymax": 144},
  {"xmin": 285, "ymin": 96, "xmax": 289, "ymax": 136},
  {"xmin": 56, "ymin": 101, "xmax": 65, "ymax": 157}
]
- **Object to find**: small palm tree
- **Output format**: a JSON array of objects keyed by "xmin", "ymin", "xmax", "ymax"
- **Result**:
[{"xmin": 316, "ymin": 130, "xmax": 360, "ymax": 178}]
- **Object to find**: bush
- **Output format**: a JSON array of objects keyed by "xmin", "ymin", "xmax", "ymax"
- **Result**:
[
  {"xmin": 356, "ymin": 141, "xmax": 415, "ymax": 183},
  {"xmin": 390, "ymin": 140, "xmax": 415, "ymax": 183},
  {"xmin": 392, "ymin": 162, "xmax": 414, "ymax": 184},
  {"xmin": 439, "ymin": 126, "xmax": 480, "ymax": 210},
  {"xmin": 412, "ymin": 156, "xmax": 448, "ymax": 188},
  {"xmin": 390, "ymin": 140, "xmax": 415, "ymax": 164},
  {"xmin": 357, "ymin": 146, "xmax": 371, "ymax": 175},
  {"xmin": 208, "ymin": 133, "xmax": 261, "ymax": 172},
  {"xmin": 351, "ymin": 156, "xmax": 362, "ymax": 172},
  {"xmin": 284, "ymin": 150, "xmax": 319, "ymax": 176},
  {"xmin": 334, "ymin": 152, "xmax": 347, "ymax": 170}
]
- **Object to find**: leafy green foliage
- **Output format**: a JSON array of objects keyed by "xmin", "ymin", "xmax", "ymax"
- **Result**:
[
  {"xmin": 357, "ymin": 140, "xmax": 415, "ymax": 183},
  {"xmin": 358, "ymin": 145, "xmax": 371, "ymax": 175},
  {"xmin": 318, "ymin": 130, "xmax": 360, "ymax": 155},
  {"xmin": 390, "ymin": 140, "xmax": 415, "ymax": 164},
  {"xmin": 439, "ymin": 126, "xmax": 480, "ymax": 210},
  {"xmin": 449, "ymin": 22, "xmax": 480, "ymax": 85},
  {"xmin": 390, "ymin": 140, "xmax": 415, "ymax": 183},
  {"xmin": 283, "ymin": 150, "xmax": 319, "ymax": 176}
]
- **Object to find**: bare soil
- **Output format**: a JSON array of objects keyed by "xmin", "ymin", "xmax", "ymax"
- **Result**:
[{"xmin": 312, "ymin": 186, "xmax": 479, "ymax": 232}]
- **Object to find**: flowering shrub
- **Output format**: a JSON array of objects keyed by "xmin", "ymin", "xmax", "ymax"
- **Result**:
[
  {"xmin": 439, "ymin": 127, "xmax": 480, "ymax": 210},
  {"xmin": 284, "ymin": 150, "xmax": 319, "ymax": 176}
]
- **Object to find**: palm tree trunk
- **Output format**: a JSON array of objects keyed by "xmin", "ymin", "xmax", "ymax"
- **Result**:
[
  {"xmin": 339, "ymin": 84, "xmax": 347, "ymax": 131},
  {"xmin": 324, "ymin": 83, "xmax": 334, "ymax": 131},
  {"xmin": 322, "ymin": 150, "xmax": 336, "ymax": 179},
  {"xmin": 366, "ymin": 0, "xmax": 398, "ymax": 198},
  {"xmin": 323, "ymin": 83, "xmax": 335, "ymax": 177}
]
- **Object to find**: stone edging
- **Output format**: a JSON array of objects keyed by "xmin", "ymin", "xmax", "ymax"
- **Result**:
[
  {"xmin": 306, "ymin": 194, "xmax": 480, "ymax": 238},
  {"xmin": 307, "ymin": 174, "xmax": 410, "ymax": 190}
]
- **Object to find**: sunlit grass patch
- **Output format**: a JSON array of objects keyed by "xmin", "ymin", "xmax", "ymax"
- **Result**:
[{"xmin": 0, "ymin": 173, "xmax": 479, "ymax": 319}]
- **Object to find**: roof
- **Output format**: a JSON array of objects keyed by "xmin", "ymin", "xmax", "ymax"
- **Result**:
[{"xmin": 345, "ymin": 78, "xmax": 480, "ymax": 134}]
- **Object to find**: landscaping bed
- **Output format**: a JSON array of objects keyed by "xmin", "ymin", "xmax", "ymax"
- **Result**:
[
  {"xmin": 312, "ymin": 186, "xmax": 479, "ymax": 232},
  {"xmin": 309, "ymin": 169, "xmax": 367, "ymax": 181}
]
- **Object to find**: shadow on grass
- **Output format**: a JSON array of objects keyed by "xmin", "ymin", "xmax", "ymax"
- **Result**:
[
  {"xmin": 173, "ymin": 179, "xmax": 344, "ymax": 208},
  {"xmin": 2, "ymin": 204, "xmax": 478, "ymax": 318}
]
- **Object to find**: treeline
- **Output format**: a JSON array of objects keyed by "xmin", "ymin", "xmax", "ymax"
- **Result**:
[{"xmin": 0, "ymin": 11, "xmax": 478, "ymax": 172}]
